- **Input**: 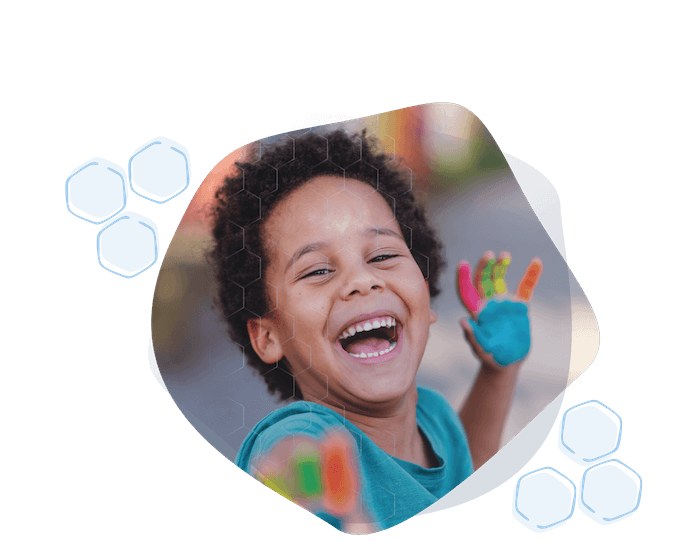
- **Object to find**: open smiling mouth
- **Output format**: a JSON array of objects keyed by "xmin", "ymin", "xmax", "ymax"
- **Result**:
[{"xmin": 337, "ymin": 317, "xmax": 400, "ymax": 360}]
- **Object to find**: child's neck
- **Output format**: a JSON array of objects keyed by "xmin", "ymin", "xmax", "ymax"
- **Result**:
[{"xmin": 308, "ymin": 386, "xmax": 438, "ymax": 468}]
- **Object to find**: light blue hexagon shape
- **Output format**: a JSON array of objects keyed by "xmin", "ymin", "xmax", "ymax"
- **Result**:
[
  {"xmin": 66, "ymin": 159, "xmax": 127, "ymax": 224},
  {"xmin": 560, "ymin": 400, "xmax": 622, "ymax": 465},
  {"xmin": 97, "ymin": 214, "xmax": 158, "ymax": 278},
  {"xmin": 514, "ymin": 467, "xmax": 576, "ymax": 531},
  {"xmin": 128, "ymin": 137, "xmax": 190, "ymax": 203},
  {"xmin": 581, "ymin": 459, "xmax": 642, "ymax": 523}
]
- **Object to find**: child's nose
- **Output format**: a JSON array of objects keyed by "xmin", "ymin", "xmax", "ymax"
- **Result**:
[{"xmin": 343, "ymin": 266, "xmax": 385, "ymax": 298}]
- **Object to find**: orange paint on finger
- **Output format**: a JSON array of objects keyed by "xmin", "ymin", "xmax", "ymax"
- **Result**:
[
  {"xmin": 321, "ymin": 436, "xmax": 358, "ymax": 516},
  {"xmin": 517, "ymin": 261, "xmax": 542, "ymax": 300}
]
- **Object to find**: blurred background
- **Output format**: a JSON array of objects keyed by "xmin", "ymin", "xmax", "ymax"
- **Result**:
[{"xmin": 152, "ymin": 103, "xmax": 587, "ymax": 464}]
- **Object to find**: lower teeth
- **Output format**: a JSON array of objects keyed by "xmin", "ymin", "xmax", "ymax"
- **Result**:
[{"xmin": 349, "ymin": 340, "xmax": 397, "ymax": 359}]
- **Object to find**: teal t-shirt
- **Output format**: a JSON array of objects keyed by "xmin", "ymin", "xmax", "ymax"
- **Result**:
[{"xmin": 235, "ymin": 386, "xmax": 474, "ymax": 531}]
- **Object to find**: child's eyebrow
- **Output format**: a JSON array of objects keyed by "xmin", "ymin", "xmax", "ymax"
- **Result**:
[{"xmin": 284, "ymin": 227, "xmax": 404, "ymax": 273}]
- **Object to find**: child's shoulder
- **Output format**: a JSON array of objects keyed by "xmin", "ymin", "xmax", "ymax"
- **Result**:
[
  {"xmin": 256, "ymin": 400, "xmax": 347, "ymax": 439},
  {"xmin": 235, "ymin": 400, "xmax": 351, "ymax": 469},
  {"xmin": 416, "ymin": 385, "xmax": 452, "ymax": 412}
]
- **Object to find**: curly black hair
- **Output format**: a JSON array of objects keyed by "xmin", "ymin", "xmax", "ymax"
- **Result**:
[{"xmin": 208, "ymin": 128, "xmax": 445, "ymax": 402}]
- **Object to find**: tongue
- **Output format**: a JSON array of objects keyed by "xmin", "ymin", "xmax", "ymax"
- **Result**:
[{"xmin": 345, "ymin": 336, "xmax": 391, "ymax": 355}]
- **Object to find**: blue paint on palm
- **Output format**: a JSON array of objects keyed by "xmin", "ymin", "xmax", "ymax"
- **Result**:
[{"xmin": 468, "ymin": 299, "xmax": 531, "ymax": 366}]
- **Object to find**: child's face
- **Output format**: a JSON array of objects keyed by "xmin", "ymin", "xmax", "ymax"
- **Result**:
[{"xmin": 259, "ymin": 176, "xmax": 437, "ymax": 409}]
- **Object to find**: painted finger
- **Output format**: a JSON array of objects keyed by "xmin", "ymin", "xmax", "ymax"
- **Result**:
[
  {"xmin": 492, "ymin": 252, "xmax": 511, "ymax": 295},
  {"xmin": 256, "ymin": 471, "xmax": 295, "ymax": 501},
  {"xmin": 458, "ymin": 261, "xmax": 482, "ymax": 315},
  {"xmin": 473, "ymin": 251, "xmax": 496, "ymax": 299},
  {"xmin": 321, "ymin": 433, "xmax": 359, "ymax": 517},
  {"xmin": 517, "ymin": 258, "xmax": 543, "ymax": 301},
  {"xmin": 481, "ymin": 258, "xmax": 496, "ymax": 299},
  {"xmin": 460, "ymin": 318, "xmax": 490, "ymax": 356},
  {"xmin": 252, "ymin": 436, "xmax": 335, "ymax": 513},
  {"xmin": 294, "ymin": 440, "xmax": 323, "ymax": 498},
  {"xmin": 251, "ymin": 453, "xmax": 298, "ymax": 502}
]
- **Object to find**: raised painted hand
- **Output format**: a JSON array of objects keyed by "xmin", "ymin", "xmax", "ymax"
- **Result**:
[
  {"xmin": 457, "ymin": 251, "xmax": 542, "ymax": 368},
  {"xmin": 249, "ymin": 430, "xmax": 376, "ymax": 533}
]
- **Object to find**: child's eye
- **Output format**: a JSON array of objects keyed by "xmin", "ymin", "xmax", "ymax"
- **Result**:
[
  {"xmin": 370, "ymin": 254, "xmax": 398, "ymax": 263},
  {"xmin": 301, "ymin": 268, "xmax": 331, "ymax": 279},
  {"xmin": 301, "ymin": 254, "xmax": 398, "ymax": 280}
]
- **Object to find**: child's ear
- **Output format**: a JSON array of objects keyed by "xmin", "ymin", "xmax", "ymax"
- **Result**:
[
  {"xmin": 247, "ymin": 316, "xmax": 284, "ymax": 365},
  {"xmin": 425, "ymin": 280, "xmax": 438, "ymax": 324}
]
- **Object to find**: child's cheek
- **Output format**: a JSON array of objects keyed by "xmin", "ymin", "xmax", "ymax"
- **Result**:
[{"xmin": 274, "ymin": 308, "xmax": 297, "ymax": 344}]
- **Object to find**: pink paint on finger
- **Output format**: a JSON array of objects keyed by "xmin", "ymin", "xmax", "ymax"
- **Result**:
[{"xmin": 458, "ymin": 261, "xmax": 482, "ymax": 313}]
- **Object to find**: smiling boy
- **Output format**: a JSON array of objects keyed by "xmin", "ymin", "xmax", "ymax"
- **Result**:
[
  {"xmin": 209, "ymin": 129, "xmax": 541, "ymax": 533},
  {"xmin": 255, "ymin": 176, "xmax": 437, "ymax": 424}
]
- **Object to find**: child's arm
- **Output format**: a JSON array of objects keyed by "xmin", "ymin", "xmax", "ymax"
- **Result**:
[
  {"xmin": 456, "ymin": 251, "xmax": 542, "ymax": 470},
  {"xmin": 459, "ymin": 358, "xmax": 522, "ymax": 470}
]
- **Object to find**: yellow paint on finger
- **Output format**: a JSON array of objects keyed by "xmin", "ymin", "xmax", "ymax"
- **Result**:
[
  {"xmin": 262, "ymin": 475, "xmax": 294, "ymax": 501},
  {"xmin": 493, "ymin": 258, "xmax": 510, "ymax": 294}
]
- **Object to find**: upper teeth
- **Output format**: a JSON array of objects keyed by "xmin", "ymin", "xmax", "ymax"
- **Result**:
[{"xmin": 341, "ymin": 317, "xmax": 396, "ymax": 339}]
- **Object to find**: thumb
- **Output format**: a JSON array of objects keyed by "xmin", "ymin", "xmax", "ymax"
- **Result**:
[
  {"xmin": 460, "ymin": 318, "xmax": 489, "ymax": 354},
  {"xmin": 343, "ymin": 519, "xmax": 378, "ymax": 535}
]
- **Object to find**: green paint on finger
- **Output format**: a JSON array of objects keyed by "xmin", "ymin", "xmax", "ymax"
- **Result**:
[
  {"xmin": 481, "ymin": 259, "xmax": 496, "ymax": 298},
  {"xmin": 296, "ymin": 453, "xmax": 323, "ymax": 497}
]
